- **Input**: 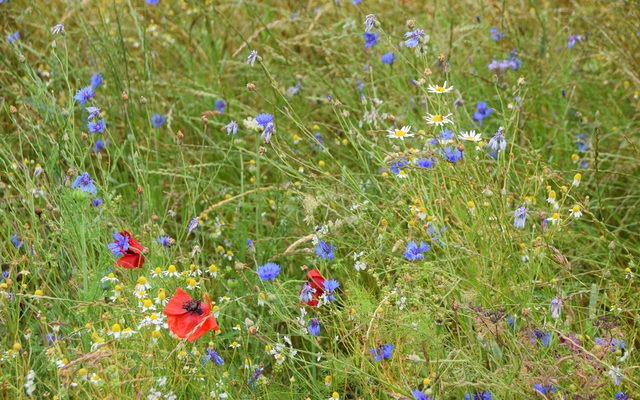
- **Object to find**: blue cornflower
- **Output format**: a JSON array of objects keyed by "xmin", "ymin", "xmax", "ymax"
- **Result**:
[
  {"xmin": 389, "ymin": 160, "xmax": 407, "ymax": 175},
  {"xmin": 364, "ymin": 32, "xmax": 379, "ymax": 49},
  {"xmin": 381, "ymin": 52, "xmax": 396, "ymax": 64},
  {"xmin": 45, "ymin": 333, "xmax": 60, "ymax": 346},
  {"xmin": 90, "ymin": 73, "xmax": 103, "ymax": 88},
  {"xmin": 369, "ymin": 344, "xmax": 394, "ymax": 361},
  {"xmin": 442, "ymin": 146, "xmax": 463, "ymax": 163},
  {"xmin": 315, "ymin": 240, "xmax": 337, "ymax": 260},
  {"xmin": 108, "ymin": 231, "xmax": 130, "ymax": 257},
  {"xmin": 257, "ymin": 262, "xmax": 281, "ymax": 281},
  {"xmin": 187, "ymin": 217, "xmax": 200, "ymax": 234},
  {"xmin": 74, "ymin": 86, "xmax": 95, "ymax": 105},
  {"xmin": 513, "ymin": 206, "xmax": 528, "ymax": 229},
  {"xmin": 507, "ymin": 315, "xmax": 516, "ymax": 331},
  {"xmin": 93, "ymin": 139, "xmax": 106, "ymax": 153},
  {"xmin": 299, "ymin": 283, "xmax": 316, "ymax": 303},
  {"xmin": 323, "ymin": 279, "xmax": 340, "ymax": 301},
  {"xmin": 509, "ymin": 49, "xmax": 522, "ymax": 70},
  {"xmin": 214, "ymin": 99, "xmax": 226, "ymax": 113},
  {"xmin": 404, "ymin": 241, "xmax": 430, "ymax": 261},
  {"xmin": 86, "ymin": 106, "xmax": 101, "ymax": 120},
  {"xmin": 11, "ymin": 234, "xmax": 24, "ymax": 249},
  {"xmin": 577, "ymin": 134, "xmax": 590, "ymax": 151},
  {"xmin": 567, "ymin": 34, "xmax": 582, "ymax": 49},
  {"xmin": 255, "ymin": 113, "xmax": 274, "ymax": 127},
  {"xmin": 146, "ymin": 0, "xmax": 159, "ymax": 4},
  {"xmin": 150, "ymin": 114, "xmax": 166, "ymax": 128},
  {"xmin": 532, "ymin": 329, "xmax": 551, "ymax": 347},
  {"xmin": 488, "ymin": 127, "xmax": 506, "ymax": 152},
  {"xmin": 247, "ymin": 239, "xmax": 254, "ymax": 249},
  {"xmin": 308, "ymin": 318, "xmax": 321, "ymax": 336},
  {"xmin": 224, "ymin": 120, "xmax": 238, "ymax": 135},
  {"xmin": 202, "ymin": 348, "xmax": 224, "ymax": 364},
  {"xmin": 490, "ymin": 28, "xmax": 505, "ymax": 41},
  {"xmin": 7, "ymin": 31, "xmax": 20, "ymax": 43},
  {"xmin": 465, "ymin": 391, "xmax": 492, "ymax": 400},
  {"xmin": 88, "ymin": 119, "xmax": 106, "ymax": 133},
  {"xmin": 72, "ymin": 172, "xmax": 97, "ymax": 195},
  {"xmin": 615, "ymin": 392, "xmax": 629, "ymax": 400},
  {"xmin": 437, "ymin": 127, "xmax": 455, "ymax": 143},
  {"xmin": 260, "ymin": 122, "xmax": 275, "ymax": 143},
  {"xmin": 411, "ymin": 390, "xmax": 430, "ymax": 400},
  {"xmin": 247, "ymin": 50, "xmax": 258, "ymax": 66},
  {"xmin": 404, "ymin": 29, "xmax": 425, "ymax": 48},
  {"xmin": 473, "ymin": 102, "xmax": 493, "ymax": 126},
  {"xmin": 92, "ymin": 198, "xmax": 103, "ymax": 207},
  {"xmin": 416, "ymin": 158, "xmax": 436, "ymax": 168},
  {"xmin": 352, "ymin": 0, "xmax": 362, "ymax": 4},
  {"xmin": 533, "ymin": 384, "xmax": 556, "ymax": 394},
  {"xmin": 157, "ymin": 236, "xmax": 174, "ymax": 247}
]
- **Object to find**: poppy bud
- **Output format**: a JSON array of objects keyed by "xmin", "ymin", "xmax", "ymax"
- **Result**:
[
  {"xmin": 121, "ymin": 91, "xmax": 128, "ymax": 101},
  {"xmin": 246, "ymin": 83, "xmax": 256, "ymax": 91},
  {"xmin": 176, "ymin": 130, "xmax": 184, "ymax": 140},
  {"xmin": 9, "ymin": 105, "xmax": 17, "ymax": 114},
  {"xmin": 136, "ymin": 185, "xmax": 144, "ymax": 194}
]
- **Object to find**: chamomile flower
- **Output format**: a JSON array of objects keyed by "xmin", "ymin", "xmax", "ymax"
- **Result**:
[
  {"xmin": 569, "ymin": 205, "xmax": 582, "ymax": 218},
  {"xmin": 427, "ymin": 81, "xmax": 453, "ymax": 94},
  {"xmin": 547, "ymin": 213, "xmax": 562, "ymax": 225},
  {"xmin": 136, "ymin": 276, "xmax": 150, "ymax": 291},
  {"xmin": 186, "ymin": 278, "xmax": 200, "ymax": 290},
  {"xmin": 572, "ymin": 173, "xmax": 582, "ymax": 187},
  {"xmin": 458, "ymin": 130, "xmax": 482, "ymax": 142},
  {"xmin": 386, "ymin": 126, "xmax": 414, "ymax": 140},
  {"xmin": 208, "ymin": 264, "xmax": 218, "ymax": 277},
  {"xmin": 164, "ymin": 265, "xmax": 180, "ymax": 278},
  {"xmin": 100, "ymin": 273, "xmax": 118, "ymax": 284},
  {"xmin": 424, "ymin": 113, "xmax": 452, "ymax": 126},
  {"xmin": 140, "ymin": 298, "xmax": 156, "ymax": 312}
]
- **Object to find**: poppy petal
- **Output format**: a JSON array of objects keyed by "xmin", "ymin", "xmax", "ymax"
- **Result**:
[
  {"xmin": 163, "ymin": 289, "xmax": 191, "ymax": 316},
  {"xmin": 117, "ymin": 253, "xmax": 144, "ymax": 268}
]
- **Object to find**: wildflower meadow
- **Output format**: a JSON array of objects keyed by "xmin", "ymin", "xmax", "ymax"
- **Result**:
[{"xmin": 2, "ymin": 0, "xmax": 640, "ymax": 399}]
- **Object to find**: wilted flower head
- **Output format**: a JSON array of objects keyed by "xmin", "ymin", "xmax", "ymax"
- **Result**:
[
  {"xmin": 488, "ymin": 127, "xmax": 506, "ymax": 151},
  {"xmin": 550, "ymin": 297, "xmax": 562, "ymax": 319},
  {"xmin": 513, "ymin": 206, "xmax": 528, "ymax": 228},
  {"xmin": 404, "ymin": 29, "xmax": 425, "ymax": 48},
  {"xmin": 51, "ymin": 24, "xmax": 65, "ymax": 34},
  {"xmin": 247, "ymin": 50, "xmax": 258, "ymax": 66},
  {"xmin": 364, "ymin": 14, "xmax": 377, "ymax": 32},
  {"xmin": 224, "ymin": 121, "xmax": 238, "ymax": 135}
]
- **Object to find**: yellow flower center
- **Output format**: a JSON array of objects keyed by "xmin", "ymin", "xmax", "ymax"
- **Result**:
[
  {"xmin": 432, "ymin": 115, "xmax": 443, "ymax": 122},
  {"xmin": 572, "ymin": 205, "xmax": 580, "ymax": 212},
  {"xmin": 552, "ymin": 213, "xmax": 560, "ymax": 219},
  {"xmin": 137, "ymin": 277, "xmax": 147, "ymax": 285},
  {"xmin": 394, "ymin": 130, "xmax": 406, "ymax": 137},
  {"xmin": 111, "ymin": 323, "xmax": 121, "ymax": 332},
  {"xmin": 167, "ymin": 265, "xmax": 177, "ymax": 273},
  {"xmin": 435, "ymin": 86, "xmax": 445, "ymax": 92},
  {"xmin": 143, "ymin": 299, "xmax": 153, "ymax": 308}
]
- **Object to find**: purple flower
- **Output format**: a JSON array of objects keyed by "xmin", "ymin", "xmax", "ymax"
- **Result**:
[
  {"xmin": 257, "ymin": 262, "xmax": 281, "ymax": 280},
  {"xmin": 7, "ymin": 31, "xmax": 20, "ymax": 44},
  {"xmin": 260, "ymin": 122, "xmax": 275, "ymax": 143},
  {"xmin": 299, "ymin": 283, "xmax": 316, "ymax": 303},
  {"xmin": 74, "ymin": 86, "xmax": 95, "ymax": 105},
  {"xmin": 11, "ymin": 234, "xmax": 24, "ymax": 249},
  {"xmin": 442, "ymin": 146, "xmax": 463, "ymax": 163},
  {"xmin": 381, "ymin": 52, "xmax": 396, "ymax": 64},
  {"xmin": 513, "ymin": 206, "xmax": 528, "ymax": 229},
  {"xmin": 247, "ymin": 50, "xmax": 258, "ymax": 66},
  {"xmin": 404, "ymin": 29, "xmax": 425, "ymax": 48},
  {"xmin": 86, "ymin": 106, "xmax": 101, "ymax": 120},
  {"xmin": 411, "ymin": 390, "xmax": 431, "ymax": 400},
  {"xmin": 157, "ymin": 236, "xmax": 174, "ymax": 247},
  {"xmin": 364, "ymin": 32, "xmax": 379, "ymax": 49},
  {"xmin": 203, "ymin": 348, "xmax": 224, "ymax": 364},
  {"xmin": 88, "ymin": 119, "xmax": 106, "ymax": 133},
  {"xmin": 323, "ymin": 279, "xmax": 340, "ymax": 301},
  {"xmin": 72, "ymin": 172, "xmax": 97, "ymax": 194},
  {"xmin": 90, "ymin": 73, "xmax": 103, "ymax": 88},
  {"xmin": 404, "ymin": 241, "xmax": 430, "ymax": 261},
  {"xmin": 308, "ymin": 318, "xmax": 320, "ymax": 336},
  {"xmin": 108, "ymin": 232, "xmax": 130, "ymax": 257},
  {"xmin": 150, "ymin": 114, "xmax": 166, "ymax": 128},
  {"xmin": 369, "ymin": 344, "xmax": 394, "ymax": 361},
  {"xmin": 472, "ymin": 102, "xmax": 493, "ymax": 126},
  {"xmin": 416, "ymin": 158, "xmax": 436, "ymax": 168},
  {"xmin": 92, "ymin": 198, "xmax": 103, "ymax": 207},
  {"xmin": 364, "ymin": 14, "xmax": 376, "ymax": 32},
  {"xmin": 533, "ymin": 384, "xmax": 556, "ymax": 394},
  {"xmin": 315, "ymin": 240, "xmax": 336, "ymax": 260},
  {"xmin": 488, "ymin": 127, "xmax": 506, "ymax": 151},
  {"xmin": 93, "ymin": 139, "xmax": 106, "ymax": 153},
  {"xmin": 490, "ymin": 28, "xmax": 504, "ymax": 41},
  {"xmin": 187, "ymin": 217, "xmax": 200, "ymax": 234},
  {"xmin": 567, "ymin": 34, "xmax": 582, "ymax": 49},
  {"xmin": 255, "ymin": 113, "xmax": 274, "ymax": 126},
  {"xmin": 214, "ymin": 99, "xmax": 226, "ymax": 113},
  {"xmin": 224, "ymin": 121, "xmax": 238, "ymax": 135}
]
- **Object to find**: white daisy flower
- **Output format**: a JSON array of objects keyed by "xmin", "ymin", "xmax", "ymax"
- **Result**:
[
  {"xmin": 386, "ymin": 125, "xmax": 414, "ymax": 140},
  {"xmin": 427, "ymin": 81, "xmax": 453, "ymax": 94},
  {"xmin": 423, "ymin": 113, "xmax": 452, "ymax": 126},
  {"xmin": 569, "ymin": 205, "xmax": 582, "ymax": 218},
  {"xmin": 458, "ymin": 130, "xmax": 483, "ymax": 142}
]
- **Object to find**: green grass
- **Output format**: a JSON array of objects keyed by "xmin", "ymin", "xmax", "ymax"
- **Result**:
[{"xmin": 1, "ymin": 0, "xmax": 639, "ymax": 399}]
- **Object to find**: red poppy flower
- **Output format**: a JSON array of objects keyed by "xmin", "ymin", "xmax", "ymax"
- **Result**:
[
  {"xmin": 109, "ymin": 231, "xmax": 146, "ymax": 269},
  {"xmin": 163, "ymin": 289, "xmax": 219, "ymax": 341},
  {"xmin": 299, "ymin": 269, "xmax": 326, "ymax": 307}
]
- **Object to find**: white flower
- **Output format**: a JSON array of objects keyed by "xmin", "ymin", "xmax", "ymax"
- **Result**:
[
  {"xmin": 386, "ymin": 125, "xmax": 414, "ymax": 140},
  {"xmin": 458, "ymin": 130, "xmax": 482, "ymax": 142},
  {"xmin": 607, "ymin": 366, "xmax": 623, "ymax": 386},
  {"xmin": 423, "ymin": 113, "xmax": 452, "ymax": 126},
  {"xmin": 100, "ymin": 273, "xmax": 118, "ymax": 284},
  {"xmin": 51, "ymin": 24, "xmax": 65, "ymax": 34},
  {"xmin": 569, "ymin": 205, "xmax": 582, "ymax": 218},
  {"xmin": 427, "ymin": 81, "xmax": 453, "ymax": 94}
]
